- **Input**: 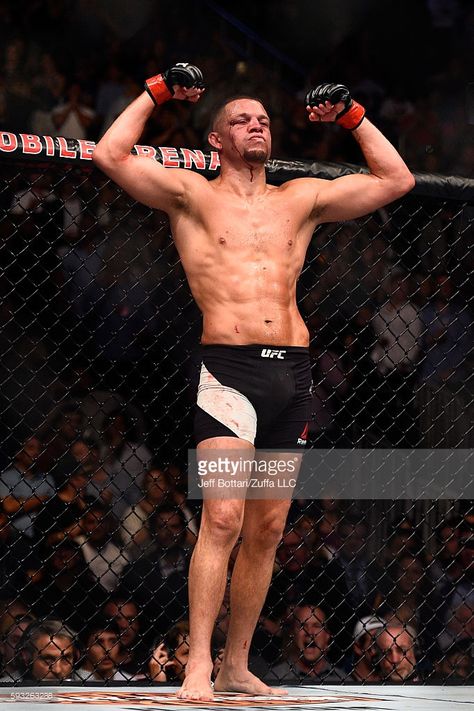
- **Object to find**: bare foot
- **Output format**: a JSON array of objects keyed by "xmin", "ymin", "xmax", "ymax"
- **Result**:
[
  {"xmin": 214, "ymin": 667, "xmax": 288, "ymax": 696},
  {"xmin": 176, "ymin": 667, "xmax": 214, "ymax": 702}
]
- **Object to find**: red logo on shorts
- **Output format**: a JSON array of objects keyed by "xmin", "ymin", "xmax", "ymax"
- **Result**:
[{"xmin": 297, "ymin": 422, "xmax": 308, "ymax": 445}]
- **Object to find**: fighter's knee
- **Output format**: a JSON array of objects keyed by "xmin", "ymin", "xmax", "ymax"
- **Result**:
[
  {"xmin": 251, "ymin": 515, "xmax": 286, "ymax": 549},
  {"xmin": 201, "ymin": 508, "xmax": 243, "ymax": 546}
]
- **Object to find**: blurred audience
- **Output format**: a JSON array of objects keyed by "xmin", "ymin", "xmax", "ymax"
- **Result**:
[
  {"xmin": 0, "ymin": 613, "xmax": 35, "ymax": 682},
  {"xmin": 120, "ymin": 464, "xmax": 197, "ymax": 557},
  {"xmin": 102, "ymin": 595, "xmax": 148, "ymax": 676},
  {"xmin": 100, "ymin": 410, "xmax": 153, "ymax": 517},
  {"xmin": 370, "ymin": 272, "xmax": 422, "ymax": 446},
  {"xmin": 120, "ymin": 505, "xmax": 190, "ymax": 635},
  {"xmin": 267, "ymin": 603, "xmax": 345, "ymax": 683},
  {"xmin": 79, "ymin": 618, "xmax": 132, "ymax": 682},
  {"xmin": 29, "ymin": 539, "xmax": 107, "ymax": 634},
  {"xmin": 0, "ymin": 0, "xmax": 473, "ymax": 688},
  {"xmin": 74, "ymin": 500, "xmax": 130, "ymax": 592},
  {"xmin": 0, "ymin": 436, "xmax": 54, "ymax": 538},
  {"xmin": 351, "ymin": 615, "xmax": 418, "ymax": 682},
  {"xmin": 433, "ymin": 639, "xmax": 473, "ymax": 682},
  {"xmin": 16, "ymin": 619, "xmax": 80, "ymax": 682}
]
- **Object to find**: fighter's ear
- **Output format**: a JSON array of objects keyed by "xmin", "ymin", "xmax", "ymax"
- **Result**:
[{"xmin": 208, "ymin": 131, "xmax": 222, "ymax": 150}]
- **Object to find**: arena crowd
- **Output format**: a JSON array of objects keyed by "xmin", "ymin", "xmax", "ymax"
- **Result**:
[{"xmin": 0, "ymin": 0, "xmax": 473, "ymax": 687}]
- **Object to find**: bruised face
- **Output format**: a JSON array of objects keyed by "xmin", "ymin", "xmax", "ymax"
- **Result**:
[{"xmin": 210, "ymin": 99, "xmax": 271, "ymax": 165}]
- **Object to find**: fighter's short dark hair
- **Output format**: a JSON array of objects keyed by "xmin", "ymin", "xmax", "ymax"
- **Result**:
[{"xmin": 211, "ymin": 95, "xmax": 267, "ymax": 131}]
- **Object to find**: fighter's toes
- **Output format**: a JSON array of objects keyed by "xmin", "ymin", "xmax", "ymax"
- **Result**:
[
  {"xmin": 176, "ymin": 671, "xmax": 214, "ymax": 702},
  {"xmin": 215, "ymin": 669, "xmax": 288, "ymax": 696}
]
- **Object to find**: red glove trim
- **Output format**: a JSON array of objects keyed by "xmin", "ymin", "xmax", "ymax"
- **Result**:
[
  {"xmin": 336, "ymin": 101, "xmax": 366, "ymax": 130},
  {"xmin": 145, "ymin": 74, "xmax": 173, "ymax": 105}
]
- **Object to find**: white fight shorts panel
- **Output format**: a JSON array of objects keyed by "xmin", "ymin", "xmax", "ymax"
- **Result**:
[{"xmin": 197, "ymin": 364, "xmax": 257, "ymax": 444}]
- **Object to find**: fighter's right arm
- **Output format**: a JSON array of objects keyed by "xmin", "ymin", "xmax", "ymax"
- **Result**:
[{"xmin": 92, "ymin": 65, "xmax": 205, "ymax": 213}]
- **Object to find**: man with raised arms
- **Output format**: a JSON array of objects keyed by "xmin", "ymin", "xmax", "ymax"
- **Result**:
[{"xmin": 93, "ymin": 63, "xmax": 414, "ymax": 701}]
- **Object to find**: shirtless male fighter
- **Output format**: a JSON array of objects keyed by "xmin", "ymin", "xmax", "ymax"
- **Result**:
[{"xmin": 93, "ymin": 63, "xmax": 415, "ymax": 701}]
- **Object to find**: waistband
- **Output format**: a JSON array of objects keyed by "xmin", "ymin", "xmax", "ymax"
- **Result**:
[{"xmin": 201, "ymin": 344, "xmax": 309, "ymax": 360}]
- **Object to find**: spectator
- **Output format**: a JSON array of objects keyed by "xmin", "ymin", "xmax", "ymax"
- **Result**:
[
  {"xmin": 429, "ymin": 515, "xmax": 463, "ymax": 595},
  {"xmin": 79, "ymin": 619, "xmax": 131, "ymax": 682},
  {"xmin": 51, "ymin": 83, "xmax": 96, "ymax": 140},
  {"xmin": 95, "ymin": 64, "xmax": 126, "ymax": 130},
  {"xmin": 314, "ymin": 499, "xmax": 344, "ymax": 560},
  {"xmin": 0, "ymin": 435, "xmax": 55, "ymax": 538},
  {"xmin": 120, "ymin": 505, "xmax": 190, "ymax": 634},
  {"xmin": 0, "ymin": 508, "xmax": 44, "ymax": 599},
  {"xmin": 267, "ymin": 604, "xmax": 345, "ymax": 683},
  {"xmin": 70, "ymin": 437, "xmax": 113, "ymax": 505},
  {"xmin": 326, "ymin": 516, "xmax": 378, "ymax": 612},
  {"xmin": 438, "ymin": 586, "xmax": 474, "ymax": 654},
  {"xmin": 268, "ymin": 524, "xmax": 333, "ymax": 618},
  {"xmin": 30, "ymin": 52, "xmax": 66, "ymax": 135},
  {"xmin": 370, "ymin": 272, "xmax": 423, "ymax": 446},
  {"xmin": 374, "ymin": 552, "xmax": 430, "ymax": 635},
  {"xmin": 100, "ymin": 76, "xmax": 141, "ymax": 136},
  {"xmin": 0, "ymin": 614, "xmax": 36, "ymax": 682},
  {"xmin": 100, "ymin": 410, "xmax": 153, "ymax": 517},
  {"xmin": 33, "ymin": 463, "xmax": 89, "ymax": 547},
  {"xmin": 324, "ymin": 516, "xmax": 380, "ymax": 657},
  {"xmin": 74, "ymin": 500, "xmax": 130, "ymax": 592},
  {"xmin": 38, "ymin": 404, "xmax": 85, "ymax": 475},
  {"xmin": 417, "ymin": 274, "xmax": 474, "ymax": 447},
  {"xmin": 120, "ymin": 465, "xmax": 197, "ymax": 556},
  {"xmin": 17, "ymin": 619, "xmax": 80, "ymax": 682},
  {"xmin": 351, "ymin": 615, "xmax": 387, "ymax": 683},
  {"xmin": 420, "ymin": 274, "xmax": 473, "ymax": 386},
  {"xmin": 147, "ymin": 637, "xmax": 169, "ymax": 682},
  {"xmin": 102, "ymin": 596, "xmax": 148, "ymax": 676},
  {"xmin": 425, "ymin": 516, "xmax": 464, "ymax": 653},
  {"xmin": 433, "ymin": 640, "xmax": 473, "ymax": 681},
  {"xmin": 0, "ymin": 599, "xmax": 30, "ymax": 643},
  {"xmin": 382, "ymin": 515, "xmax": 425, "ymax": 564},
  {"xmin": 437, "ymin": 512, "xmax": 474, "ymax": 652},
  {"xmin": 58, "ymin": 214, "xmax": 103, "ymax": 328},
  {"xmin": 162, "ymin": 620, "xmax": 190, "ymax": 683},
  {"xmin": 351, "ymin": 615, "xmax": 418, "ymax": 682},
  {"xmin": 31, "ymin": 539, "xmax": 107, "ymax": 634}
]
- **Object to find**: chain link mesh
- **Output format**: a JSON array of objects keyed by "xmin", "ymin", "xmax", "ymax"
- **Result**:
[{"xmin": 0, "ymin": 151, "xmax": 473, "ymax": 685}]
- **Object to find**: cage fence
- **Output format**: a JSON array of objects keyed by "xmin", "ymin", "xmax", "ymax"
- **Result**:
[{"xmin": 0, "ymin": 133, "xmax": 473, "ymax": 685}]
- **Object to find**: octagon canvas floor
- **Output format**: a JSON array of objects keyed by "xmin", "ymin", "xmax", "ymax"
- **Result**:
[{"xmin": 0, "ymin": 685, "xmax": 473, "ymax": 711}]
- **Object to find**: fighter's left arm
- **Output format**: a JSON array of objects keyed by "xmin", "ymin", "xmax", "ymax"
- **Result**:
[{"xmin": 305, "ymin": 84, "xmax": 415, "ymax": 222}]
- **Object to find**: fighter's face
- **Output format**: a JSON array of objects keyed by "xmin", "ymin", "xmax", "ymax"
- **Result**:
[{"xmin": 216, "ymin": 99, "xmax": 271, "ymax": 164}]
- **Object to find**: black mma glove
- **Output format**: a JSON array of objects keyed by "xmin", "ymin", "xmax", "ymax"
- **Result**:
[
  {"xmin": 145, "ymin": 63, "xmax": 204, "ymax": 105},
  {"xmin": 305, "ymin": 83, "xmax": 365, "ymax": 130}
]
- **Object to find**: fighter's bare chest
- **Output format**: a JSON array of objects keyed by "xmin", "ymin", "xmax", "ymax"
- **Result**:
[{"xmin": 200, "ymin": 198, "xmax": 301, "ymax": 250}]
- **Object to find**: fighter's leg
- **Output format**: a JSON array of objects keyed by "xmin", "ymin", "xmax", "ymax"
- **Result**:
[
  {"xmin": 215, "ymin": 494, "xmax": 294, "ymax": 695},
  {"xmin": 177, "ymin": 435, "xmax": 253, "ymax": 702}
]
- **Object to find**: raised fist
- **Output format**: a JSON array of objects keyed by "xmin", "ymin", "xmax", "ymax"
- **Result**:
[
  {"xmin": 305, "ymin": 83, "xmax": 365, "ymax": 130},
  {"xmin": 145, "ymin": 63, "xmax": 205, "ymax": 105}
]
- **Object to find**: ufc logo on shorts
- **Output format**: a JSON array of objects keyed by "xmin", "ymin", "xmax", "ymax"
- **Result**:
[{"xmin": 261, "ymin": 348, "xmax": 286, "ymax": 359}]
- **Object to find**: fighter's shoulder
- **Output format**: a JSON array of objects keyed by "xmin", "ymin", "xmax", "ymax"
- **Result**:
[
  {"xmin": 170, "ymin": 165, "xmax": 214, "ymax": 207},
  {"xmin": 276, "ymin": 177, "xmax": 328, "ymax": 211},
  {"xmin": 279, "ymin": 176, "xmax": 329, "ymax": 194}
]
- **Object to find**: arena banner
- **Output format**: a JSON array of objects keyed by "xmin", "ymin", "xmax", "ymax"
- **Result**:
[{"xmin": 1, "ymin": 131, "xmax": 473, "ymax": 202}]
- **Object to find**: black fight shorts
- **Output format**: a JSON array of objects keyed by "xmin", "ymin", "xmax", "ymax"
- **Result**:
[{"xmin": 194, "ymin": 344, "xmax": 312, "ymax": 449}]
